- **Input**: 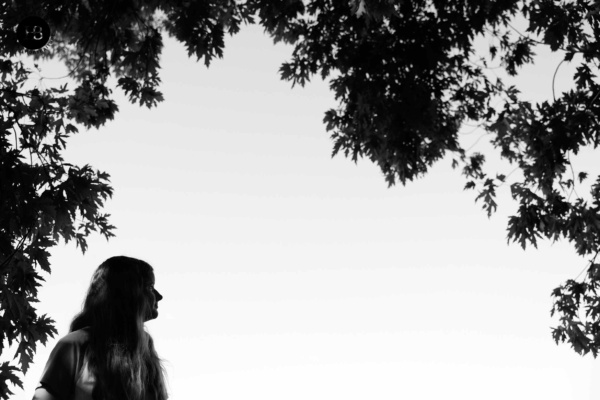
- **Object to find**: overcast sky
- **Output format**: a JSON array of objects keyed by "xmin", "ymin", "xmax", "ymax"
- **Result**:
[{"xmin": 8, "ymin": 19, "xmax": 600, "ymax": 400}]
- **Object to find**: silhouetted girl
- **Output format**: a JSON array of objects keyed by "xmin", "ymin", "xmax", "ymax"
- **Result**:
[{"xmin": 32, "ymin": 256, "xmax": 168, "ymax": 400}]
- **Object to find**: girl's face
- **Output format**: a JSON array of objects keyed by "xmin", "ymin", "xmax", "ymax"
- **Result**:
[{"xmin": 145, "ymin": 275, "xmax": 163, "ymax": 321}]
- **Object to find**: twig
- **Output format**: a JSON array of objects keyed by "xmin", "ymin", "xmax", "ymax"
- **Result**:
[
  {"xmin": 574, "ymin": 248, "xmax": 600, "ymax": 282},
  {"xmin": 496, "ymin": 165, "xmax": 520, "ymax": 188},
  {"xmin": 567, "ymin": 152, "xmax": 580, "ymax": 201},
  {"xmin": 506, "ymin": 21, "xmax": 547, "ymax": 47},
  {"xmin": 0, "ymin": 226, "xmax": 34, "ymax": 271},
  {"xmin": 552, "ymin": 59, "xmax": 566, "ymax": 101},
  {"xmin": 586, "ymin": 89, "xmax": 600, "ymax": 111},
  {"xmin": 465, "ymin": 132, "xmax": 493, "ymax": 153}
]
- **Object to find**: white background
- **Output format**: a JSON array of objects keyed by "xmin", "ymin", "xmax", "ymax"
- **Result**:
[{"xmin": 6, "ymin": 19, "xmax": 600, "ymax": 400}]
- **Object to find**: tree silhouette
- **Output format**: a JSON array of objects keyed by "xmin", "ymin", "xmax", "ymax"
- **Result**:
[{"xmin": 1, "ymin": 0, "xmax": 600, "ymax": 397}]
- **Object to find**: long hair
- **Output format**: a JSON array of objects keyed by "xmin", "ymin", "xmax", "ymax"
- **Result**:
[{"xmin": 70, "ymin": 256, "xmax": 169, "ymax": 400}]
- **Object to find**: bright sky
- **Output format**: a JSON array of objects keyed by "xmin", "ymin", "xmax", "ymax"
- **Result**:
[{"xmin": 8, "ymin": 19, "xmax": 600, "ymax": 400}]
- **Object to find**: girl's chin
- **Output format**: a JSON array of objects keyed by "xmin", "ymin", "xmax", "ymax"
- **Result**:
[{"xmin": 144, "ymin": 309, "xmax": 158, "ymax": 321}]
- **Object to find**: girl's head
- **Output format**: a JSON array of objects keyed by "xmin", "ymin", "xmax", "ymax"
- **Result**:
[
  {"xmin": 83, "ymin": 256, "xmax": 163, "ymax": 327},
  {"xmin": 70, "ymin": 256, "xmax": 168, "ymax": 400}
]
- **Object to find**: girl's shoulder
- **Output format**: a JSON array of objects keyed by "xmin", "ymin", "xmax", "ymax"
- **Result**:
[{"xmin": 58, "ymin": 327, "xmax": 91, "ymax": 345}]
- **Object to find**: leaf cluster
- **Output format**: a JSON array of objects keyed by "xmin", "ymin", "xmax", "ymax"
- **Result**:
[
  {"xmin": 0, "ymin": 59, "xmax": 113, "ymax": 398},
  {"xmin": 551, "ymin": 255, "xmax": 600, "ymax": 357},
  {"xmin": 270, "ymin": 0, "xmax": 600, "ymax": 357}
]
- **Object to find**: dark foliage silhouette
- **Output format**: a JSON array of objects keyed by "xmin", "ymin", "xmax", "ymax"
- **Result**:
[{"xmin": 2, "ymin": 1, "xmax": 600, "ymax": 397}]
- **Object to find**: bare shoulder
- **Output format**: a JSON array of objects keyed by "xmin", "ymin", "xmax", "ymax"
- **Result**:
[{"xmin": 32, "ymin": 386, "xmax": 58, "ymax": 400}]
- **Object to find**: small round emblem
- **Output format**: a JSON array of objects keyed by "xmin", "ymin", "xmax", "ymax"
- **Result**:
[{"xmin": 16, "ymin": 16, "xmax": 51, "ymax": 50}]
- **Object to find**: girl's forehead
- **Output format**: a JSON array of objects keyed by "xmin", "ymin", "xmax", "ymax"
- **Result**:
[{"xmin": 144, "ymin": 269, "xmax": 155, "ymax": 283}]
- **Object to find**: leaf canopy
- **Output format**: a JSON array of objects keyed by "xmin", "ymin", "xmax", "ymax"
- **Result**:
[{"xmin": 2, "ymin": 1, "xmax": 600, "ymax": 397}]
